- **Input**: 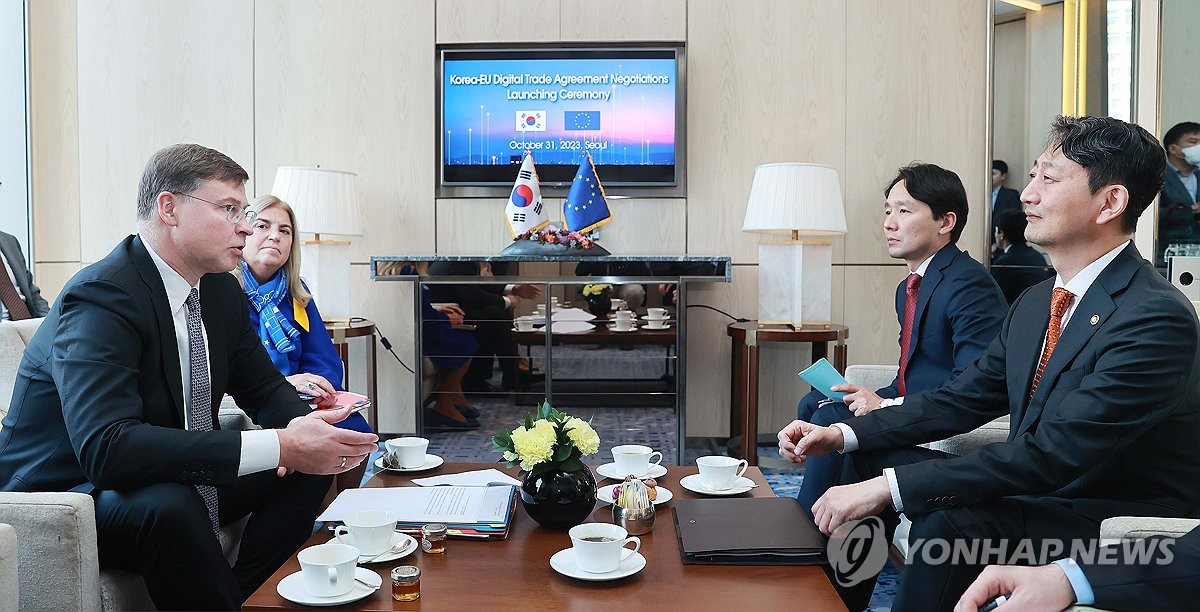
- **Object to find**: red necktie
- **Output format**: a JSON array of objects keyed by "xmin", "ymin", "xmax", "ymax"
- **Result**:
[
  {"xmin": 1029, "ymin": 288, "xmax": 1074, "ymax": 400},
  {"xmin": 0, "ymin": 266, "xmax": 32, "ymax": 321},
  {"xmin": 897, "ymin": 273, "xmax": 921, "ymax": 396}
]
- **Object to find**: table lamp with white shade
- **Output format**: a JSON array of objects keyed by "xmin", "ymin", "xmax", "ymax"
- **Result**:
[
  {"xmin": 271, "ymin": 166, "xmax": 363, "ymax": 323},
  {"xmin": 742, "ymin": 163, "xmax": 847, "ymax": 328}
]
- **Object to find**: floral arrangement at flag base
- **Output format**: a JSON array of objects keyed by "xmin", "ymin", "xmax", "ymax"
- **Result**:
[
  {"xmin": 492, "ymin": 400, "xmax": 600, "ymax": 530},
  {"xmin": 499, "ymin": 226, "xmax": 611, "ymax": 257}
]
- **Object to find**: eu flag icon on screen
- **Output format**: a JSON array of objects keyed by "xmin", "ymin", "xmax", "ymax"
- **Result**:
[
  {"xmin": 562, "ymin": 152, "xmax": 612, "ymax": 233},
  {"xmin": 564, "ymin": 110, "xmax": 601, "ymax": 131}
]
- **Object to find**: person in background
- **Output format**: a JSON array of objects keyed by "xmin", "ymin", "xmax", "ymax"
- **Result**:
[
  {"xmin": 238, "ymin": 195, "xmax": 373, "ymax": 495},
  {"xmin": 0, "ymin": 229, "xmax": 50, "ymax": 320},
  {"xmin": 990, "ymin": 159, "xmax": 1023, "ymax": 253},
  {"xmin": 990, "ymin": 208, "xmax": 1053, "ymax": 304},
  {"xmin": 420, "ymin": 285, "xmax": 482, "ymax": 431},
  {"xmin": 1158, "ymin": 121, "xmax": 1200, "ymax": 266}
]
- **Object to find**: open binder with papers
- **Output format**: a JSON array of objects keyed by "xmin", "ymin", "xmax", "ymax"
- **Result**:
[
  {"xmin": 672, "ymin": 497, "xmax": 828, "ymax": 565},
  {"xmin": 319, "ymin": 484, "xmax": 519, "ymax": 540}
]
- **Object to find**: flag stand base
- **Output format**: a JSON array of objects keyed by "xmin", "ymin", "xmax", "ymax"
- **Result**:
[{"xmin": 499, "ymin": 240, "xmax": 610, "ymax": 257}]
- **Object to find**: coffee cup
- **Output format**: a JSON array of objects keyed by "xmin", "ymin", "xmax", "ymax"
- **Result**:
[
  {"xmin": 534, "ymin": 303, "xmax": 548, "ymax": 316},
  {"xmin": 568, "ymin": 523, "xmax": 641, "ymax": 573},
  {"xmin": 611, "ymin": 444, "xmax": 662, "ymax": 477},
  {"xmin": 333, "ymin": 509, "xmax": 396, "ymax": 556},
  {"xmin": 515, "ymin": 316, "xmax": 535, "ymax": 332},
  {"xmin": 385, "ymin": 436, "xmax": 429, "ymax": 469},
  {"xmin": 298, "ymin": 543, "xmax": 360, "ymax": 597},
  {"xmin": 646, "ymin": 307, "xmax": 668, "ymax": 320},
  {"xmin": 612, "ymin": 319, "xmax": 634, "ymax": 332},
  {"xmin": 610, "ymin": 298, "xmax": 627, "ymax": 311},
  {"xmin": 696, "ymin": 455, "xmax": 749, "ymax": 490},
  {"xmin": 613, "ymin": 310, "xmax": 634, "ymax": 321},
  {"xmin": 644, "ymin": 318, "xmax": 668, "ymax": 329}
]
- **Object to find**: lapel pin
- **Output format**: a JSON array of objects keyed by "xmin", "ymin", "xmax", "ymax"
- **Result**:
[{"xmin": 1089, "ymin": 314, "xmax": 1099, "ymax": 326}]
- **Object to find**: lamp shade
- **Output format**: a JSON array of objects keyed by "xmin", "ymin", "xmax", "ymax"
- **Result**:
[
  {"xmin": 741, "ymin": 163, "xmax": 847, "ymax": 236},
  {"xmin": 271, "ymin": 166, "xmax": 363, "ymax": 237}
]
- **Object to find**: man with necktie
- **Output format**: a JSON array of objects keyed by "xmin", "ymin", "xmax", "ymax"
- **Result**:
[
  {"xmin": 792, "ymin": 163, "xmax": 1006, "ymax": 518},
  {"xmin": 778, "ymin": 116, "xmax": 1200, "ymax": 611},
  {"xmin": 0, "ymin": 144, "xmax": 379, "ymax": 609},
  {"xmin": 0, "ymin": 229, "xmax": 50, "ymax": 320}
]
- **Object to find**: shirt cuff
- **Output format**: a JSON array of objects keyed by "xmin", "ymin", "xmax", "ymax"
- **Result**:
[
  {"xmin": 831, "ymin": 422, "xmax": 858, "ymax": 453},
  {"xmin": 238, "ymin": 429, "xmax": 281, "ymax": 476},
  {"xmin": 1052, "ymin": 558, "xmax": 1093, "ymax": 606},
  {"xmin": 883, "ymin": 467, "xmax": 904, "ymax": 513},
  {"xmin": 504, "ymin": 283, "xmax": 516, "ymax": 294}
]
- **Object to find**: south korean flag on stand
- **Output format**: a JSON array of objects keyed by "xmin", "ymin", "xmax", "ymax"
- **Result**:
[{"xmin": 505, "ymin": 152, "xmax": 550, "ymax": 237}]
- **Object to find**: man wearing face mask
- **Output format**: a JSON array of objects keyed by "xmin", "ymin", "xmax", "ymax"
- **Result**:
[{"xmin": 1157, "ymin": 121, "xmax": 1200, "ymax": 267}]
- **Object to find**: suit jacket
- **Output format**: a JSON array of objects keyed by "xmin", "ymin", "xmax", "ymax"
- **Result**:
[
  {"xmin": 0, "ymin": 230, "xmax": 50, "ymax": 317},
  {"xmin": 1083, "ymin": 526, "xmax": 1200, "ymax": 611},
  {"xmin": 991, "ymin": 186, "xmax": 1022, "ymax": 223},
  {"xmin": 991, "ymin": 243, "xmax": 1053, "ymax": 304},
  {"xmin": 426, "ymin": 260, "xmax": 508, "ymax": 316},
  {"xmin": 1157, "ymin": 167, "xmax": 1200, "ymax": 250},
  {"xmin": 876, "ymin": 244, "xmax": 1006, "ymax": 399},
  {"xmin": 849, "ymin": 243, "xmax": 1200, "ymax": 520},
  {"xmin": 0, "ymin": 235, "xmax": 308, "ymax": 494}
]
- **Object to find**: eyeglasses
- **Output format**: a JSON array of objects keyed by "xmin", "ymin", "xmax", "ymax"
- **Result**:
[{"xmin": 173, "ymin": 192, "xmax": 257, "ymax": 224}]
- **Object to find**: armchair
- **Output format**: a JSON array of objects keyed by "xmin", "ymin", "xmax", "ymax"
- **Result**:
[{"xmin": 0, "ymin": 317, "xmax": 252, "ymax": 610}]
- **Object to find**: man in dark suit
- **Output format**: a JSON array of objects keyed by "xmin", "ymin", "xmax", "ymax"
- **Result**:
[
  {"xmin": 0, "ymin": 144, "xmax": 378, "ymax": 609},
  {"xmin": 0, "ymin": 229, "xmax": 50, "ymax": 319},
  {"xmin": 793, "ymin": 163, "xmax": 1006, "ymax": 517},
  {"xmin": 991, "ymin": 208, "xmax": 1054, "ymax": 303},
  {"xmin": 956, "ymin": 525, "xmax": 1200, "ymax": 611},
  {"xmin": 1157, "ymin": 121, "xmax": 1200, "ymax": 266},
  {"xmin": 779, "ymin": 116, "xmax": 1200, "ymax": 611},
  {"xmin": 991, "ymin": 159, "xmax": 1023, "ymax": 220}
]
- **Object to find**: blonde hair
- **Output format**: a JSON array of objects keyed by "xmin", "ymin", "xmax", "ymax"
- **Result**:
[{"xmin": 237, "ymin": 195, "xmax": 312, "ymax": 305}]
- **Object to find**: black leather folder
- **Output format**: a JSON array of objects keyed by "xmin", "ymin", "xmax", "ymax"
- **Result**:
[{"xmin": 672, "ymin": 497, "xmax": 828, "ymax": 565}]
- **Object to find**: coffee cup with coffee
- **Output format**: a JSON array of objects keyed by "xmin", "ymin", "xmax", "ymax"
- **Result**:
[
  {"xmin": 611, "ymin": 444, "xmax": 662, "ymax": 477},
  {"xmin": 298, "ymin": 542, "xmax": 360, "ymax": 597},
  {"xmin": 385, "ymin": 437, "xmax": 429, "ymax": 469},
  {"xmin": 568, "ymin": 523, "xmax": 641, "ymax": 573},
  {"xmin": 696, "ymin": 455, "xmax": 749, "ymax": 490},
  {"xmin": 334, "ymin": 509, "xmax": 396, "ymax": 557}
]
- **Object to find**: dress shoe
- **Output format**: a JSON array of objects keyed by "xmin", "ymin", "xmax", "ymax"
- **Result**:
[
  {"xmin": 456, "ymin": 404, "xmax": 481, "ymax": 419},
  {"xmin": 501, "ymin": 372, "xmax": 545, "ymax": 391},
  {"xmin": 424, "ymin": 410, "xmax": 481, "ymax": 432}
]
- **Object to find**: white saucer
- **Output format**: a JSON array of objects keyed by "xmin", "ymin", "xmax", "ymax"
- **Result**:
[
  {"xmin": 641, "ymin": 322, "xmax": 671, "ymax": 330},
  {"xmin": 606, "ymin": 324, "xmax": 638, "ymax": 333},
  {"xmin": 277, "ymin": 567, "xmax": 382, "ymax": 607},
  {"xmin": 640, "ymin": 315, "xmax": 671, "ymax": 322},
  {"xmin": 597, "ymin": 483, "xmax": 673, "ymax": 506},
  {"xmin": 511, "ymin": 327, "xmax": 537, "ymax": 333},
  {"xmin": 374, "ymin": 454, "xmax": 444, "ymax": 472},
  {"xmin": 679, "ymin": 473, "xmax": 756, "ymax": 496},
  {"xmin": 328, "ymin": 532, "xmax": 417, "ymax": 564},
  {"xmin": 549, "ymin": 548, "xmax": 646, "ymax": 581},
  {"xmin": 596, "ymin": 462, "xmax": 668, "ymax": 480}
]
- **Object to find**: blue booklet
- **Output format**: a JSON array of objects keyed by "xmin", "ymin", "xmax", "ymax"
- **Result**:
[{"xmin": 797, "ymin": 358, "xmax": 849, "ymax": 401}]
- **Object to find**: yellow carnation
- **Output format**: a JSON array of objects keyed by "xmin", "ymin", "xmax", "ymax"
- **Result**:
[
  {"xmin": 564, "ymin": 417, "xmax": 600, "ymax": 455},
  {"xmin": 511, "ymin": 419, "xmax": 557, "ymax": 470}
]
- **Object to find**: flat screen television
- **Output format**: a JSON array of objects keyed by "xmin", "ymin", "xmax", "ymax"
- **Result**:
[{"xmin": 438, "ymin": 44, "xmax": 685, "ymax": 191}]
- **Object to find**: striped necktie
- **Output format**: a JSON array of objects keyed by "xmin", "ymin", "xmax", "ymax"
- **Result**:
[
  {"xmin": 0, "ymin": 266, "xmax": 32, "ymax": 320},
  {"xmin": 185, "ymin": 289, "xmax": 220, "ymax": 536}
]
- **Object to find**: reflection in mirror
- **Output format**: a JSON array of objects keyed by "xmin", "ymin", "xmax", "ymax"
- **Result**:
[
  {"xmin": 1156, "ymin": 0, "xmax": 1200, "ymax": 270},
  {"xmin": 991, "ymin": 0, "xmax": 1135, "ymax": 290}
]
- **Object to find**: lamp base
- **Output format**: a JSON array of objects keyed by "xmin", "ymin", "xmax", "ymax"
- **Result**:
[{"xmin": 757, "ymin": 242, "xmax": 833, "ymax": 327}]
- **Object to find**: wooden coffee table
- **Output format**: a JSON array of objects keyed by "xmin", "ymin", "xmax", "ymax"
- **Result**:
[{"xmin": 243, "ymin": 463, "xmax": 844, "ymax": 610}]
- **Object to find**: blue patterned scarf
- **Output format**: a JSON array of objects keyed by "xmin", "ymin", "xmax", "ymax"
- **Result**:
[{"xmin": 240, "ymin": 261, "xmax": 300, "ymax": 373}]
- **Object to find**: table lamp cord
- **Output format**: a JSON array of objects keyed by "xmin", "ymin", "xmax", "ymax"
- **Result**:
[
  {"xmin": 687, "ymin": 304, "xmax": 750, "ymax": 323},
  {"xmin": 365, "ymin": 322, "xmax": 416, "ymax": 375}
]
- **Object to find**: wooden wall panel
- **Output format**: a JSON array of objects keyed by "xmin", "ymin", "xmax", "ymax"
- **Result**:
[
  {"xmin": 993, "ymin": 19, "xmax": 1030, "ymax": 175},
  {"xmin": 76, "ymin": 0, "xmax": 254, "ymax": 263},
  {"xmin": 1026, "ymin": 4, "xmax": 1064, "ymax": 169},
  {"xmin": 27, "ymin": 0, "xmax": 80, "ymax": 270},
  {"xmin": 436, "ymin": 0, "xmax": 560, "ymax": 44},
  {"xmin": 682, "ymin": 263, "xmax": 758, "ymax": 436},
  {"xmin": 560, "ymin": 0, "xmax": 686, "ymax": 41},
  {"xmin": 686, "ymin": 0, "xmax": 847, "ymax": 266},
  {"xmin": 253, "ymin": 0, "xmax": 436, "ymax": 262},
  {"xmin": 844, "ymin": 0, "xmax": 990, "ymax": 265},
  {"xmin": 32, "ymin": 262, "xmax": 81, "ymax": 309}
]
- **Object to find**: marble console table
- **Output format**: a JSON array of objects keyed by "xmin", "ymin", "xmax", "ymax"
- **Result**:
[{"xmin": 370, "ymin": 255, "xmax": 730, "ymax": 461}]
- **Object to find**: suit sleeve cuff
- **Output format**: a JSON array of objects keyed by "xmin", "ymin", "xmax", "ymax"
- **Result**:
[
  {"xmin": 883, "ymin": 467, "xmax": 904, "ymax": 513},
  {"xmin": 1052, "ymin": 558, "xmax": 1092, "ymax": 606},
  {"xmin": 238, "ymin": 429, "xmax": 282, "ymax": 476},
  {"xmin": 831, "ymin": 422, "xmax": 858, "ymax": 453}
]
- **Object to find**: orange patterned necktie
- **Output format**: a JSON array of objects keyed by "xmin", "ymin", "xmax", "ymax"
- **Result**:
[{"xmin": 1029, "ymin": 288, "xmax": 1074, "ymax": 400}]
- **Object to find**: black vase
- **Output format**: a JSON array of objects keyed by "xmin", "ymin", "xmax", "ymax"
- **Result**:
[
  {"xmin": 586, "ymin": 295, "xmax": 612, "ymax": 318},
  {"xmin": 520, "ymin": 467, "xmax": 597, "ymax": 530}
]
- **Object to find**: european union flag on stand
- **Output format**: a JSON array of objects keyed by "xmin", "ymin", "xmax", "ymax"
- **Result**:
[
  {"xmin": 562, "ymin": 152, "xmax": 612, "ymax": 233},
  {"xmin": 564, "ymin": 110, "xmax": 601, "ymax": 131}
]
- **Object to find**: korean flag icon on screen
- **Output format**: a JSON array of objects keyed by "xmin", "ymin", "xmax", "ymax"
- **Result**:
[{"xmin": 516, "ymin": 110, "xmax": 546, "ymax": 132}]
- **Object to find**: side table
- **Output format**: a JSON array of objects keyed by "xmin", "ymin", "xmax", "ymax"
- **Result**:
[
  {"xmin": 325, "ymin": 319, "xmax": 379, "ymax": 429},
  {"xmin": 726, "ymin": 322, "xmax": 849, "ymax": 465}
]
